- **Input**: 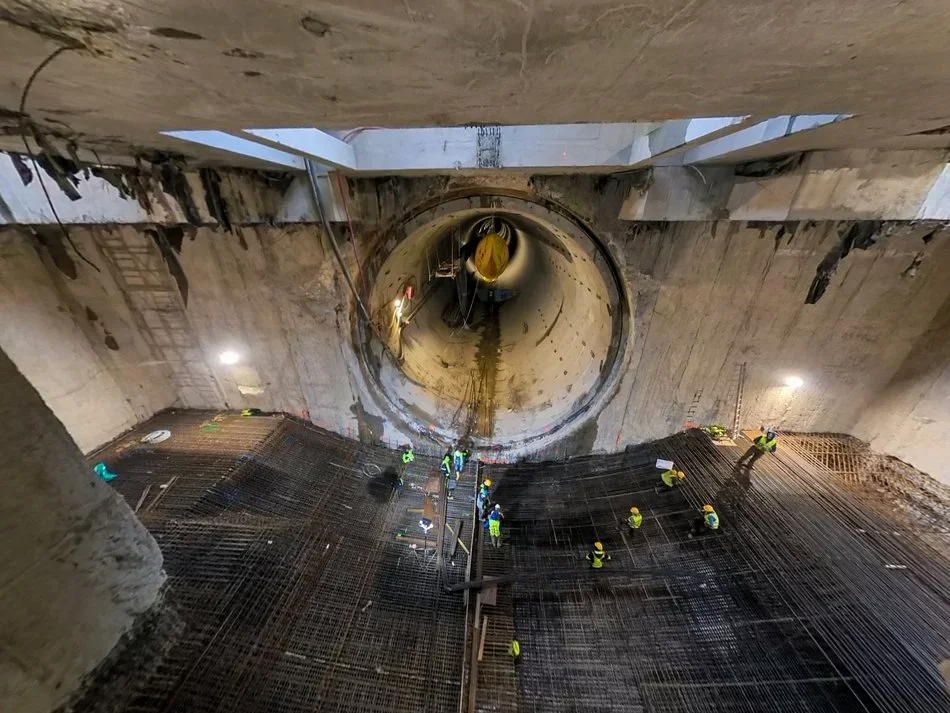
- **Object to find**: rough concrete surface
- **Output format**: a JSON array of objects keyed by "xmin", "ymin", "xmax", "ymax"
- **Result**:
[
  {"xmin": 3, "ymin": 173, "xmax": 950, "ymax": 472},
  {"xmin": 597, "ymin": 220, "xmax": 950, "ymax": 451},
  {"xmin": 854, "ymin": 294, "xmax": 950, "ymax": 484},
  {"xmin": 176, "ymin": 223, "xmax": 370, "ymax": 432},
  {"xmin": 0, "ymin": 227, "xmax": 176, "ymax": 452},
  {"xmin": 364, "ymin": 194, "xmax": 620, "ymax": 445},
  {"xmin": 0, "ymin": 347, "xmax": 164, "ymax": 713},
  {"xmin": 2, "ymin": 1, "xmax": 950, "ymax": 163}
]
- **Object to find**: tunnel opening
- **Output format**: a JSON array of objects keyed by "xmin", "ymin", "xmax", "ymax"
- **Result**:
[{"xmin": 357, "ymin": 190, "xmax": 629, "ymax": 451}]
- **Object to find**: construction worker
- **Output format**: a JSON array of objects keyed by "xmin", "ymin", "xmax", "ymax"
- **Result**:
[
  {"xmin": 586, "ymin": 541, "xmax": 611, "ymax": 569},
  {"xmin": 476, "ymin": 478, "xmax": 492, "ymax": 520},
  {"xmin": 453, "ymin": 447, "xmax": 465, "ymax": 475},
  {"xmin": 627, "ymin": 506, "xmax": 643, "ymax": 529},
  {"xmin": 488, "ymin": 504, "xmax": 504, "ymax": 547},
  {"xmin": 659, "ymin": 468, "xmax": 686, "ymax": 491},
  {"xmin": 690, "ymin": 504, "xmax": 720, "ymax": 538},
  {"xmin": 401, "ymin": 445, "xmax": 415, "ymax": 465},
  {"xmin": 737, "ymin": 428, "xmax": 777, "ymax": 469},
  {"xmin": 440, "ymin": 452, "xmax": 452, "ymax": 478}
]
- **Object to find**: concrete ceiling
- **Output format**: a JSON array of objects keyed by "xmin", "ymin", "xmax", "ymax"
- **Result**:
[{"xmin": 2, "ymin": 0, "xmax": 950, "ymax": 165}]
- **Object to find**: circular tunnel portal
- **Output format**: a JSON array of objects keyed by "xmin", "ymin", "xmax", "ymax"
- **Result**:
[{"xmin": 360, "ymin": 191, "xmax": 628, "ymax": 450}]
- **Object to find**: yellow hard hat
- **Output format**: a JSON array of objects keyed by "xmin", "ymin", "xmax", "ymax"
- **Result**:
[
  {"xmin": 474, "ymin": 231, "xmax": 510, "ymax": 281},
  {"xmin": 484, "ymin": 479, "xmax": 492, "ymax": 487},
  {"xmin": 594, "ymin": 541, "xmax": 603, "ymax": 550},
  {"xmin": 630, "ymin": 507, "xmax": 640, "ymax": 514},
  {"xmin": 703, "ymin": 504, "xmax": 714, "ymax": 513},
  {"xmin": 677, "ymin": 470, "xmax": 686, "ymax": 479}
]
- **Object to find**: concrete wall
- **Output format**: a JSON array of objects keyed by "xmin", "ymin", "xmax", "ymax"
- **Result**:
[
  {"xmin": 0, "ymin": 222, "xmax": 395, "ymax": 449},
  {"xmin": 593, "ymin": 220, "xmax": 950, "ymax": 452},
  {"xmin": 176, "ymin": 223, "xmax": 380, "ymax": 437},
  {"xmin": 0, "ymin": 228, "xmax": 177, "ymax": 452},
  {"xmin": 0, "ymin": 347, "xmax": 164, "ymax": 713},
  {"xmin": 853, "ymin": 295, "xmax": 950, "ymax": 484},
  {"xmin": 3, "ymin": 173, "xmax": 950, "ymax": 471}
]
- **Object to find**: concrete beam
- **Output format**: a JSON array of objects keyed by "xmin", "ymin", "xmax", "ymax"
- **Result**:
[
  {"xmin": 242, "ymin": 128, "xmax": 356, "ymax": 170},
  {"xmin": 0, "ymin": 152, "xmax": 185, "ymax": 225},
  {"xmin": 161, "ymin": 130, "xmax": 306, "ymax": 170},
  {"xmin": 659, "ymin": 115, "xmax": 850, "ymax": 166},
  {"xmin": 6, "ymin": 148, "xmax": 950, "ymax": 227},
  {"xmin": 916, "ymin": 163, "xmax": 950, "ymax": 219},
  {"xmin": 621, "ymin": 150, "xmax": 950, "ymax": 221},
  {"xmin": 348, "ymin": 123, "xmax": 666, "ymax": 171},
  {"xmin": 165, "ymin": 119, "xmax": 774, "ymax": 173},
  {"xmin": 0, "ymin": 151, "xmax": 317, "ymax": 226},
  {"xmin": 630, "ymin": 116, "xmax": 753, "ymax": 167}
]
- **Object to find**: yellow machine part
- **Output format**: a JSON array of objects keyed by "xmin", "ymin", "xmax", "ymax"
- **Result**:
[{"xmin": 474, "ymin": 231, "xmax": 510, "ymax": 281}]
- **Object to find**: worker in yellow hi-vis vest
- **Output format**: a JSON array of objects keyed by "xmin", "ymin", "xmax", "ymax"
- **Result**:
[
  {"xmin": 586, "ymin": 541, "xmax": 611, "ymax": 568},
  {"xmin": 627, "ymin": 507, "xmax": 643, "ymax": 529},
  {"xmin": 690, "ymin": 504, "xmax": 721, "ymax": 538},
  {"xmin": 737, "ymin": 428, "xmax": 777, "ymax": 470},
  {"xmin": 658, "ymin": 468, "xmax": 686, "ymax": 492}
]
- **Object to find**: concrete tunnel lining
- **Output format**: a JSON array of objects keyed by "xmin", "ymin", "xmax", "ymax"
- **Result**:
[{"xmin": 356, "ymin": 190, "xmax": 630, "ymax": 449}]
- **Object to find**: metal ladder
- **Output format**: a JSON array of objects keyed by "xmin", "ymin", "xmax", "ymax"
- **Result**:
[{"xmin": 97, "ymin": 230, "xmax": 225, "ymax": 408}]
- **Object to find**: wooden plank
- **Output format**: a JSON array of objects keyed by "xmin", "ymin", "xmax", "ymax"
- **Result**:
[
  {"xmin": 448, "ymin": 518, "xmax": 462, "ymax": 558},
  {"xmin": 477, "ymin": 615, "xmax": 488, "ymax": 662}
]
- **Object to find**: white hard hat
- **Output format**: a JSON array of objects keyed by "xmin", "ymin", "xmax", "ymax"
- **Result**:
[{"xmin": 494, "ymin": 504, "xmax": 501, "ymax": 510}]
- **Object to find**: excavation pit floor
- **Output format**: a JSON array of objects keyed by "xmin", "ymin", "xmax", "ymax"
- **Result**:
[{"xmin": 81, "ymin": 411, "xmax": 950, "ymax": 713}]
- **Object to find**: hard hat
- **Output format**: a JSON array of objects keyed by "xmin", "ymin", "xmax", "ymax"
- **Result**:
[
  {"xmin": 594, "ymin": 541, "xmax": 603, "ymax": 550},
  {"xmin": 484, "ymin": 479, "xmax": 492, "ymax": 487},
  {"xmin": 630, "ymin": 507, "xmax": 640, "ymax": 514},
  {"xmin": 474, "ymin": 231, "xmax": 510, "ymax": 281},
  {"xmin": 703, "ymin": 504, "xmax": 714, "ymax": 513},
  {"xmin": 677, "ymin": 471, "xmax": 686, "ymax": 479},
  {"xmin": 494, "ymin": 504, "xmax": 501, "ymax": 510}
]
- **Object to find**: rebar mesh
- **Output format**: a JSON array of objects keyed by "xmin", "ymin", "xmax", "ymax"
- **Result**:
[
  {"xmin": 85, "ymin": 415, "xmax": 950, "ymax": 713},
  {"xmin": 88, "ymin": 411, "xmax": 474, "ymax": 713},
  {"xmin": 472, "ymin": 431, "xmax": 950, "ymax": 713}
]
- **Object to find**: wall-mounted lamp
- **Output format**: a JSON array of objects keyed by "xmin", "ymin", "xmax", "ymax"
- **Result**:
[
  {"xmin": 784, "ymin": 375, "xmax": 804, "ymax": 388},
  {"xmin": 219, "ymin": 350, "xmax": 241, "ymax": 365}
]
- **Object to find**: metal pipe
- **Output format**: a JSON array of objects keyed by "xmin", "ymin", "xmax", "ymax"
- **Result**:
[{"xmin": 305, "ymin": 160, "xmax": 373, "ymax": 325}]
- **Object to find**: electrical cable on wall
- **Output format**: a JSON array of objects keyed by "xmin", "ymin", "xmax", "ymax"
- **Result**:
[{"xmin": 18, "ymin": 45, "xmax": 101, "ymax": 274}]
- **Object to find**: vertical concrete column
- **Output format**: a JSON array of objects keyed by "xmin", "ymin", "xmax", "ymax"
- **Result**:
[{"xmin": 0, "ymin": 348, "xmax": 165, "ymax": 713}]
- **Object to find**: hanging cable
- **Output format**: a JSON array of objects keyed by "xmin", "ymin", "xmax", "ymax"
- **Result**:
[
  {"xmin": 305, "ymin": 160, "xmax": 372, "ymax": 325},
  {"xmin": 333, "ymin": 172, "xmax": 366, "ymax": 295},
  {"xmin": 18, "ymin": 45, "xmax": 100, "ymax": 273}
]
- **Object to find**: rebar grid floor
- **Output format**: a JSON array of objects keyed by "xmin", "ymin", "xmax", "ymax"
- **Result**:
[
  {"xmin": 85, "ymin": 417, "xmax": 950, "ymax": 713},
  {"xmin": 90, "ymin": 410, "xmax": 475, "ymax": 713},
  {"xmin": 474, "ymin": 430, "xmax": 950, "ymax": 713}
]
